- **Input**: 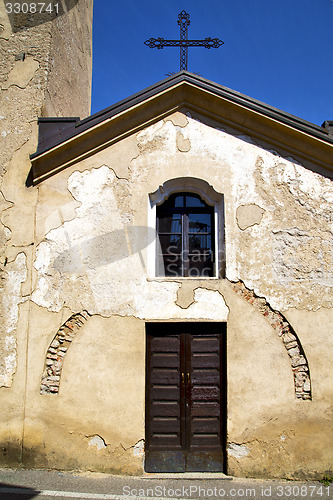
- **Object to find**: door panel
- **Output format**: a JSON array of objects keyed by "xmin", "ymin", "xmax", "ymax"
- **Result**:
[
  {"xmin": 146, "ymin": 331, "xmax": 184, "ymax": 454},
  {"xmin": 186, "ymin": 331, "xmax": 223, "ymax": 471},
  {"xmin": 145, "ymin": 323, "xmax": 226, "ymax": 473}
]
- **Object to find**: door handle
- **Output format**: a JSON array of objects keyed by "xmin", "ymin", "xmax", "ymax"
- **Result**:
[
  {"xmin": 181, "ymin": 373, "xmax": 185, "ymax": 385},
  {"xmin": 187, "ymin": 373, "xmax": 190, "ymax": 384}
]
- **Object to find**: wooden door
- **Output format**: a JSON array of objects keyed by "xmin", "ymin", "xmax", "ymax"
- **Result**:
[{"xmin": 145, "ymin": 322, "xmax": 226, "ymax": 472}]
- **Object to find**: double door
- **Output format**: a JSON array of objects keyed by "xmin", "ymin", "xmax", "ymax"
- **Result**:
[{"xmin": 145, "ymin": 322, "xmax": 226, "ymax": 472}]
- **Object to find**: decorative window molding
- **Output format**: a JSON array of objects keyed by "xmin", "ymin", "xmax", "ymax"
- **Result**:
[{"xmin": 147, "ymin": 177, "xmax": 225, "ymax": 278}]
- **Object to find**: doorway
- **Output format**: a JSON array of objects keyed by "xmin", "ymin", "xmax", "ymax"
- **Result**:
[{"xmin": 145, "ymin": 322, "xmax": 226, "ymax": 472}]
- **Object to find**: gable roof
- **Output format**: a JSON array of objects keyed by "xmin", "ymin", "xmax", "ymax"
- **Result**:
[{"xmin": 30, "ymin": 71, "xmax": 333, "ymax": 184}]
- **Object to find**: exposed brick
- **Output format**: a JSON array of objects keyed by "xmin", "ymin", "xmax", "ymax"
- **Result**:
[
  {"xmin": 40, "ymin": 311, "xmax": 90, "ymax": 395},
  {"xmin": 285, "ymin": 341, "xmax": 298, "ymax": 350}
]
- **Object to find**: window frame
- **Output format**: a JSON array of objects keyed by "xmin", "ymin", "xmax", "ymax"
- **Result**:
[
  {"xmin": 156, "ymin": 193, "xmax": 215, "ymax": 277},
  {"xmin": 147, "ymin": 178, "xmax": 225, "ymax": 279}
]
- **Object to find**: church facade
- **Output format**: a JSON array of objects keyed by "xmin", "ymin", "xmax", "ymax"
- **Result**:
[{"xmin": 1, "ymin": 2, "xmax": 333, "ymax": 479}]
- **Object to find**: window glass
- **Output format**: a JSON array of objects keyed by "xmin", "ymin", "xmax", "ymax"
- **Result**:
[
  {"xmin": 158, "ymin": 214, "xmax": 182, "ymax": 234},
  {"xmin": 188, "ymin": 213, "xmax": 212, "ymax": 233},
  {"xmin": 189, "ymin": 235, "xmax": 212, "ymax": 253},
  {"xmin": 174, "ymin": 195, "xmax": 185, "ymax": 207},
  {"xmin": 185, "ymin": 194, "xmax": 206, "ymax": 207},
  {"xmin": 158, "ymin": 235, "xmax": 182, "ymax": 255},
  {"xmin": 156, "ymin": 192, "xmax": 215, "ymax": 277}
]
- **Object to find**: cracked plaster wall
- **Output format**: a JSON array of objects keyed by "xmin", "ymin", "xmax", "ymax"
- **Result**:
[
  {"xmin": 33, "ymin": 112, "xmax": 333, "ymax": 316},
  {"xmin": 32, "ymin": 164, "xmax": 229, "ymax": 321},
  {"xmin": 0, "ymin": 252, "xmax": 27, "ymax": 387},
  {"xmin": 25, "ymin": 111, "xmax": 333, "ymax": 477}
]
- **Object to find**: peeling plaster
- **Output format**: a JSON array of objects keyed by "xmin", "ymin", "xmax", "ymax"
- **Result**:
[
  {"xmin": 35, "ymin": 180, "xmax": 81, "ymax": 244},
  {"xmin": 32, "ymin": 166, "xmax": 130, "ymax": 313},
  {"xmin": 176, "ymin": 281, "xmax": 196, "ymax": 309},
  {"xmin": 226, "ymin": 142, "xmax": 333, "ymax": 311},
  {"xmin": 165, "ymin": 112, "xmax": 189, "ymax": 128},
  {"xmin": 133, "ymin": 439, "xmax": 145, "ymax": 456},
  {"xmin": 72, "ymin": 135, "xmax": 138, "ymax": 181},
  {"xmin": 2, "ymin": 58, "xmax": 39, "ymax": 90},
  {"xmin": 228, "ymin": 443, "xmax": 250, "ymax": 459},
  {"xmin": 32, "ymin": 166, "xmax": 229, "ymax": 320},
  {"xmin": 0, "ymin": 252, "xmax": 27, "ymax": 387},
  {"xmin": 32, "ymin": 115, "xmax": 333, "ymax": 318},
  {"xmin": 0, "ymin": 9, "xmax": 11, "ymax": 39},
  {"xmin": 136, "ymin": 120, "xmax": 175, "ymax": 156},
  {"xmin": 1, "ymin": 134, "xmax": 38, "ymax": 247},
  {"xmin": 32, "ymin": 117, "xmax": 333, "ymax": 321},
  {"xmin": 236, "ymin": 204, "xmax": 265, "ymax": 230},
  {"xmin": 272, "ymin": 228, "xmax": 333, "ymax": 286},
  {"xmin": 87, "ymin": 434, "xmax": 107, "ymax": 451},
  {"xmin": 0, "ymin": 189, "xmax": 13, "ymax": 213},
  {"xmin": 176, "ymin": 131, "xmax": 191, "ymax": 152},
  {"xmin": 135, "ymin": 284, "xmax": 229, "ymax": 321}
]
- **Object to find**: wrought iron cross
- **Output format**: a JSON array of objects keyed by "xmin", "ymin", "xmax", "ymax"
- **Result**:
[{"xmin": 144, "ymin": 11, "xmax": 224, "ymax": 71}]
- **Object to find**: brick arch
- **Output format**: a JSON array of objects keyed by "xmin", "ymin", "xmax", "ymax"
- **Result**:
[
  {"xmin": 40, "ymin": 311, "xmax": 90, "ymax": 394},
  {"xmin": 232, "ymin": 281, "xmax": 311, "ymax": 400}
]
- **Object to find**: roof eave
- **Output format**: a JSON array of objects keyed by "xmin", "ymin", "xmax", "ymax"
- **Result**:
[{"xmin": 30, "ymin": 72, "xmax": 333, "ymax": 184}]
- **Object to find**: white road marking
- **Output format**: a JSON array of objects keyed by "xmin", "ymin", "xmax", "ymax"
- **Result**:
[{"xmin": 0, "ymin": 487, "xmax": 182, "ymax": 500}]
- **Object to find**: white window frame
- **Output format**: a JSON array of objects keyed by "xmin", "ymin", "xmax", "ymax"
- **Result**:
[{"xmin": 147, "ymin": 177, "xmax": 225, "ymax": 279}]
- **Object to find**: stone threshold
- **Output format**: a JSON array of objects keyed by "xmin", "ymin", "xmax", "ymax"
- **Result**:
[{"xmin": 141, "ymin": 472, "xmax": 233, "ymax": 480}]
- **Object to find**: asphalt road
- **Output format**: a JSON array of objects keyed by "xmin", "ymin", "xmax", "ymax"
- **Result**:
[{"xmin": 0, "ymin": 468, "xmax": 331, "ymax": 500}]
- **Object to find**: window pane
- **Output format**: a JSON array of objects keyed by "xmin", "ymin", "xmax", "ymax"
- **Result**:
[
  {"xmin": 158, "ymin": 214, "xmax": 181, "ymax": 234},
  {"xmin": 156, "ymin": 191, "xmax": 217, "ymax": 278},
  {"xmin": 158, "ymin": 194, "xmax": 184, "ymax": 209},
  {"xmin": 189, "ymin": 235, "xmax": 212, "ymax": 253},
  {"xmin": 174, "ymin": 195, "xmax": 185, "ymax": 207},
  {"xmin": 158, "ymin": 235, "xmax": 182, "ymax": 255},
  {"xmin": 188, "ymin": 213, "xmax": 212, "ymax": 233},
  {"xmin": 189, "ymin": 254, "xmax": 214, "ymax": 277},
  {"xmin": 159, "ymin": 255, "xmax": 182, "ymax": 277},
  {"xmin": 185, "ymin": 194, "xmax": 206, "ymax": 207}
]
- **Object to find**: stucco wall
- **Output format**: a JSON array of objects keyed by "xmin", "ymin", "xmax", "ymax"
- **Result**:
[{"xmin": 12, "ymin": 110, "xmax": 332, "ymax": 478}]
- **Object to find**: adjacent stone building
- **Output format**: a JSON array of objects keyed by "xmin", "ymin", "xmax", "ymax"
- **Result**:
[{"xmin": 1, "ymin": 2, "xmax": 333, "ymax": 479}]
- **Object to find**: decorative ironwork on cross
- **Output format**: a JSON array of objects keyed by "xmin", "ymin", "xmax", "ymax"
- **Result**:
[{"xmin": 144, "ymin": 10, "xmax": 224, "ymax": 72}]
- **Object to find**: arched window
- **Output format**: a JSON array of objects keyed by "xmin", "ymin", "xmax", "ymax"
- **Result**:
[
  {"xmin": 156, "ymin": 192, "xmax": 215, "ymax": 277},
  {"xmin": 148, "ymin": 177, "xmax": 225, "ymax": 279}
]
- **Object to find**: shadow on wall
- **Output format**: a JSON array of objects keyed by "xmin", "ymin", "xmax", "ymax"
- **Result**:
[
  {"xmin": 5, "ymin": 0, "xmax": 80, "ymax": 32},
  {"xmin": 52, "ymin": 226, "xmax": 157, "ymax": 273}
]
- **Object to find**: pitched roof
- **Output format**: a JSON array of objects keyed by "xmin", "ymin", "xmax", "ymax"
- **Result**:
[{"xmin": 30, "ymin": 71, "xmax": 333, "ymax": 184}]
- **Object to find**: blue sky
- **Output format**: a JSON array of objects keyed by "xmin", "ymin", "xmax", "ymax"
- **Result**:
[{"xmin": 91, "ymin": 0, "xmax": 333, "ymax": 126}]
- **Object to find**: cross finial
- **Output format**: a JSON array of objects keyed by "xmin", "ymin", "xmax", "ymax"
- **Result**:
[{"xmin": 144, "ymin": 11, "xmax": 224, "ymax": 72}]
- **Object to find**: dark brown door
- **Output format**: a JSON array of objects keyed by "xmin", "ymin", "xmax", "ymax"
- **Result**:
[{"xmin": 145, "ymin": 322, "xmax": 226, "ymax": 472}]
